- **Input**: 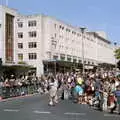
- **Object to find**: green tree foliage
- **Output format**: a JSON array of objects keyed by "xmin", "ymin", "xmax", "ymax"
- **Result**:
[{"xmin": 115, "ymin": 48, "xmax": 120, "ymax": 59}]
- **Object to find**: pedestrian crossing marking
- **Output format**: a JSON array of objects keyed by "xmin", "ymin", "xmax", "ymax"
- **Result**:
[
  {"xmin": 104, "ymin": 113, "xmax": 120, "ymax": 117},
  {"xmin": 33, "ymin": 110, "xmax": 51, "ymax": 114},
  {"xmin": 64, "ymin": 112, "xmax": 86, "ymax": 116},
  {"xmin": 4, "ymin": 109, "xmax": 20, "ymax": 112}
]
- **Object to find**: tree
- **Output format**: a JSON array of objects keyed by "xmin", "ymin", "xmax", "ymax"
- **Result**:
[{"xmin": 115, "ymin": 48, "xmax": 120, "ymax": 59}]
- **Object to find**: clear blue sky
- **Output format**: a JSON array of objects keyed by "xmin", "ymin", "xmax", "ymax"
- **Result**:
[{"xmin": 1, "ymin": 0, "xmax": 120, "ymax": 44}]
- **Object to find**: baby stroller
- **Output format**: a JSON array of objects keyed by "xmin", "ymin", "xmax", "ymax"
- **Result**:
[
  {"xmin": 89, "ymin": 91, "xmax": 101, "ymax": 109},
  {"xmin": 92, "ymin": 97, "xmax": 100, "ymax": 108}
]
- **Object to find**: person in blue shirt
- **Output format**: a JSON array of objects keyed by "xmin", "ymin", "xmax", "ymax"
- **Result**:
[
  {"xmin": 74, "ymin": 84, "xmax": 84, "ymax": 104},
  {"xmin": 115, "ymin": 85, "xmax": 120, "ymax": 114}
]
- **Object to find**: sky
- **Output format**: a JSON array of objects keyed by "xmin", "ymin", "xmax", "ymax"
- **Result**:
[{"xmin": 1, "ymin": 0, "xmax": 120, "ymax": 44}]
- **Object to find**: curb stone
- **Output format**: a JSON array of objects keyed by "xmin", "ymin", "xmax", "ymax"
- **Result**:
[{"xmin": 0, "ymin": 93, "xmax": 40, "ymax": 102}]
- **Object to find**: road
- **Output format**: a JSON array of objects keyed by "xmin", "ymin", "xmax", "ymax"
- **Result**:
[{"xmin": 0, "ymin": 94, "xmax": 120, "ymax": 120}]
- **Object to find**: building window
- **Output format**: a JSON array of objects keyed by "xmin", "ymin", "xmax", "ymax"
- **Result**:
[
  {"xmin": 28, "ymin": 20, "xmax": 37, "ymax": 27},
  {"xmin": 28, "ymin": 42, "xmax": 37, "ymax": 48},
  {"xmin": 59, "ymin": 25, "xmax": 64, "ymax": 30},
  {"xmin": 46, "ymin": 52, "xmax": 51, "ymax": 59},
  {"xmin": 51, "ymin": 44, "xmax": 56, "ymax": 49},
  {"xmin": 18, "ymin": 43, "xmax": 23, "ymax": 48},
  {"xmin": 53, "ymin": 55, "xmax": 58, "ymax": 60},
  {"xmin": 66, "ymin": 28, "xmax": 71, "ymax": 32},
  {"xmin": 18, "ymin": 22, "xmax": 23, "ymax": 28},
  {"xmin": 54, "ymin": 33, "xmax": 57, "ymax": 38},
  {"xmin": 28, "ymin": 31, "xmax": 37, "ymax": 38},
  {"xmin": 73, "ymin": 59, "xmax": 77, "ymax": 63},
  {"xmin": 87, "ymin": 37, "xmax": 89, "ymax": 40},
  {"xmin": 28, "ymin": 53, "xmax": 37, "ymax": 60},
  {"xmin": 60, "ymin": 54, "xmax": 65, "ymax": 61},
  {"xmin": 77, "ymin": 33, "xmax": 80, "ymax": 37},
  {"xmin": 17, "ymin": 19, "xmax": 20, "ymax": 21},
  {"xmin": 18, "ymin": 53, "xmax": 23, "ymax": 61},
  {"xmin": 67, "ymin": 55, "xmax": 71, "ymax": 62},
  {"xmin": 18, "ymin": 32, "xmax": 23, "ymax": 38},
  {"xmin": 72, "ymin": 31, "xmax": 76, "ymax": 35},
  {"xmin": 79, "ymin": 60, "xmax": 82, "ymax": 63},
  {"xmin": 62, "ymin": 26, "xmax": 64, "ymax": 30},
  {"xmin": 59, "ymin": 25, "xmax": 62, "ymax": 29},
  {"xmin": 54, "ymin": 24, "xmax": 57, "ymax": 29}
]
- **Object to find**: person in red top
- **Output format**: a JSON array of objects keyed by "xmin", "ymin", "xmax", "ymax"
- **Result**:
[{"xmin": 108, "ymin": 92, "xmax": 117, "ymax": 113}]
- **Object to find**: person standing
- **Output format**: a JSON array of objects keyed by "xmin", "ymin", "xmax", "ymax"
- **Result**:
[
  {"xmin": 108, "ymin": 92, "xmax": 116, "ymax": 113},
  {"xmin": 115, "ymin": 85, "xmax": 120, "ymax": 114},
  {"xmin": 48, "ymin": 76, "xmax": 58, "ymax": 106},
  {"xmin": 74, "ymin": 84, "xmax": 84, "ymax": 104},
  {"xmin": 102, "ymin": 89, "xmax": 108, "ymax": 111}
]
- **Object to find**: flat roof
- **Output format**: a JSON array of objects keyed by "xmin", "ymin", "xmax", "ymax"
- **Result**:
[
  {"xmin": 0, "ymin": 5, "xmax": 17, "ymax": 12},
  {"xmin": 87, "ymin": 32, "xmax": 111, "ymax": 44}
]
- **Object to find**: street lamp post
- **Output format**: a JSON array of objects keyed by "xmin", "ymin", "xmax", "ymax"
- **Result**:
[
  {"xmin": 54, "ymin": 60, "xmax": 56, "ymax": 75},
  {"xmin": 114, "ymin": 42, "xmax": 117, "ymax": 71},
  {"xmin": 80, "ymin": 27, "xmax": 86, "ymax": 77}
]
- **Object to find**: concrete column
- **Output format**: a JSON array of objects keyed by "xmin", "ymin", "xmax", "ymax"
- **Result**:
[{"xmin": 36, "ymin": 62, "xmax": 44, "ymax": 77}]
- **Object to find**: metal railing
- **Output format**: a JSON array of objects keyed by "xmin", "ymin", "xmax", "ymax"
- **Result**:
[{"xmin": 0, "ymin": 83, "xmax": 41, "ymax": 99}]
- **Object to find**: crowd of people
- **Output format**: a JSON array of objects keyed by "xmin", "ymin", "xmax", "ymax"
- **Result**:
[
  {"xmin": 0, "ymin": 75, "xmax": 41, "ymax": 98},
  {"xmin": 43, "ymin": 70, "xmax": 120, "ymax": 115},
  {"xmin": 0, "ymin": 69, "xmax": 120, "ymax": 115}
]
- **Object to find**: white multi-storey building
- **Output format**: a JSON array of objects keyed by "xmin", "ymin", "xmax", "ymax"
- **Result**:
[
  {"xmin": 0, "ymin": 5, "xmax": 116, "ymax": 76},
  {"xmin": 15, "ymin": 15, "xmax": 44, "ymax": 76},
  {"xmin": 15, "ymin": 14, "xmax": 115, "ymax": 76}
]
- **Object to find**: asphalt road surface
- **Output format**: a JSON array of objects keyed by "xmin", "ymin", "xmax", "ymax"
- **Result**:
[{"xmin": 0, "ymin": 94, "xmax": 120, "ymax": 120}]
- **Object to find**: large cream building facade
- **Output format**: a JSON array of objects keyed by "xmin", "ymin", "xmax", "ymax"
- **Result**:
[
  {"xmin": 15, "ymin": 15, "xmax": 115, "ymax": 76},
  {"xmin": 0, "ymin": 5, "xmax": 115, "ymax": 76}
]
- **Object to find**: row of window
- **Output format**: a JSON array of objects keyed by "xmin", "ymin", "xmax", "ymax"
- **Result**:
[
  {"xmin": 18, "ymin": 20, "xmax": 37, "ymax": 28},
  {"xmin": 54, "ymin": 24, "xmax": 99, "ymax": 44},
  {"xmin": 52, "ymin": 55, "xmax": 95, "ymax": 64},
  {"xmin": 55, "ymin": 24, "xmax": 82, "ymax": 37},
  {"xmin": 18, "ymin": 42, "xmax": 37, "ymax": 48},
  {"xmin": 53, "ymin": 32, "xmax": 96, "ymax": 44},
  {"xmin": 18, "ymin": 52, "xmax": 95, "ymax": 65},
  {"xmin": 18, "ymin": 31, "xmax": 37, "ymax": 38},
  {"xmin": 18, "ymin": 53, "xmax": 37, "ymax": 60}
]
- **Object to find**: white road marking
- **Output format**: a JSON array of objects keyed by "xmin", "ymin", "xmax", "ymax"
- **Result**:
[
  {"xmin": 4, "ymin": 109, "xmax": 20, "ymax": 112},
  {"xmin": 33, "ymin": 110, "xmax": 51, "ymax": 114},
  {"xmin": 64, "ymin": 112, "xmax": 86, "ymax": 116},
  {"xmin": 104, "ymin": 114, "xmax": 120, "ymax": 117}
]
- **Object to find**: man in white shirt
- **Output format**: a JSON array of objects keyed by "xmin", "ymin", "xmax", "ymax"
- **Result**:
[{"xmin": 48, "ymin": 78, "xmax": 58, "ymax": 106}]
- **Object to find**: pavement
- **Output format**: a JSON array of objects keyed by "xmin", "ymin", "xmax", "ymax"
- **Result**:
[{"xmin": 0, "ymin": 94, "xmax": 120, "ymax": 120}]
